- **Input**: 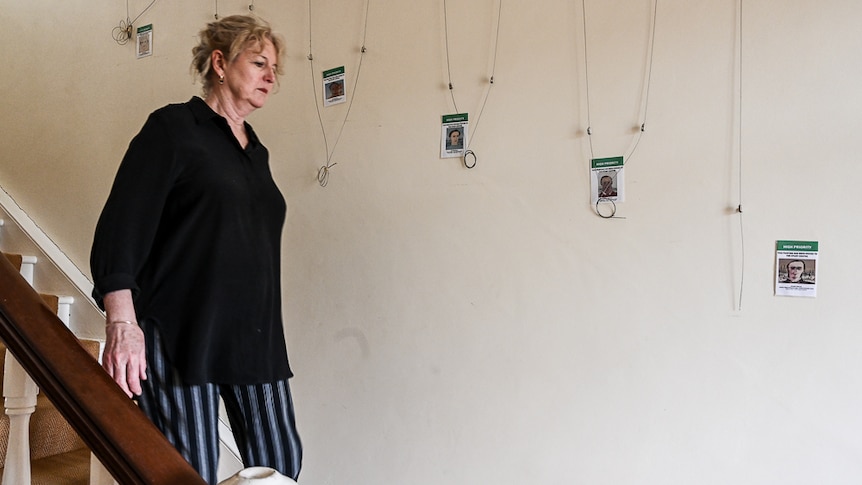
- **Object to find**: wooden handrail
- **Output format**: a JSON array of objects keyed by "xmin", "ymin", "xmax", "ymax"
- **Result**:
[{"xmin": 0, "ymin": 254, "xmax": 206, "ymax": 484}]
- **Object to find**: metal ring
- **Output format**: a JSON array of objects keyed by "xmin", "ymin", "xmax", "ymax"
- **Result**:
[
  {"xmin": 463, "ymin": 150, "xmax": 477, "ymax": 169},
  {"xmin": 595, "ymin": 197, "xmax": 617, "ymax": 219},
  {"xmin": 317, "ymin": 163, "xmax": 336, "ymax": 187}
]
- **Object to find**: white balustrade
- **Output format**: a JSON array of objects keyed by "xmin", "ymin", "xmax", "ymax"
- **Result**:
[
  {"xmin": 2, "ymin": 254, "xmax": 38, "ymax": 484},
  {"xmin": 2, "ymin": 350, "xmax": 38, "ymax": 485}
]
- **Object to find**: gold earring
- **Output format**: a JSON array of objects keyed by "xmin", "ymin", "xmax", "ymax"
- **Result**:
[{"xmin": 218, "ymin": 75, "xmax": 224, "ymax": 85}]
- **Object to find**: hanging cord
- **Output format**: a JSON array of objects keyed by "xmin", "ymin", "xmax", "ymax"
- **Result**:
[
  {"xmin": 312, "ymin": 0, "xmax": 371, "ymax": 187},
  {"xmin": 624, "ymin": 0, "xmax": 657, "ymax": 164},
  {"xmin": 581, "ymin": 0, "xmax": 658, "ymax": 218},
  {"xmin": 443, "ymin": 0, "xmax": 458, "ymax": 113},
  {"xmin": 113, "ymin": 0, "xmax": 159, "ymax": 45},
  {"xmin": 735, "ymin": 0, "xmax": 745, "ymax": 310},
  {"xmin": 581, "ymin": 0, "xmax": 594, "ymax": 161},
  {"xmin": 443, "ymin": 0, "xmax": 503, "ymax": 169}
]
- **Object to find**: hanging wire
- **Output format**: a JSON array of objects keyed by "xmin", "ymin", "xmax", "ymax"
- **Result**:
[
  {"xmin": 735, "ymin": 0, "xmax": 745, "ymax": 310},
  {"xmin": 442, "ymin": 0, "xmax": 458, "ymax": 112},
  {"xmin": 443, "ymin": 0, "xmax": 503, "ymax": 169},
  {"xmin": 113, "ymin": 0, "xmax": 159, "ymax": 45},
  {"xmin": 582, "ymin": 0, "xmax": 657, "ymax": 163},
  {"xmin": 581, "ymin": 0, "xmax": 594, "ymax": 160},
  {"xmin": 131, "ymin": 0, "xmax": 159, "ymax": 25},
  {"xmin": 582, "ymin": 0, "xmax": 658, "ymax": 218},
  {"xmin": 623, "ymin": 0, "xmax": 658, "ymax": 164},
  {"xmin": 112, "ymin": 19, "xmax": 133, "ymax": 44},
  {"xmin": 311, "ymin": 0, "xmax": 372, "ymax": 187},
  {"xmin": 469, "ymin": 0, "xmax": 503, "ymax": 146}
]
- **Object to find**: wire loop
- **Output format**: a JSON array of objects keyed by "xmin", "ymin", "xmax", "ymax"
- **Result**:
[
  {"xmin": 309, "ymin": 0, "xmax": 371, "ymax": 187},
  {"xmin": 317, "ymin": 163, "xmax": 337, "ymax": 187},
  {"xmin": 595, "ymin": 198, "xmax": 617, "ymax": 219},
  {"xmin": 463, "ymin": 150, "xmax": 477, "ymax": 169},
  {"xmin": 442, "ymin": 0, "xmax": 503, "ymax": 161},
  {"xmin": 113, "ymin": 0, "xmax": 159, "ymax": 45},
  {"xmin": 581, "ymin": 0, "xmax": 658, "ymax": 218},
  {"xmin": 112, "ymin": 19, "xmax": 133, "ymax": 44}
]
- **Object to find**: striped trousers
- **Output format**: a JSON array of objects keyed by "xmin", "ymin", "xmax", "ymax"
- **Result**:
[{"xmin": 136, "ymin": 320, "xmax": 302, "ymax": 484}]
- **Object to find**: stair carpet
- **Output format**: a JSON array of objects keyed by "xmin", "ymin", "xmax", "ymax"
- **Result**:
[{"xmin": 0, "ymin": 252, "xmax": 101, "ymax": 485}]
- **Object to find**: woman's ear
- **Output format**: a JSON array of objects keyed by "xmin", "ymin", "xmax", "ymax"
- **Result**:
[{"xmin": 211, "ymin": 49, "xmax": 226, "ymax": 77}]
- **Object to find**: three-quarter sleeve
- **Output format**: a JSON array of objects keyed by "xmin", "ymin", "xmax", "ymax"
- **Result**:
[{"xmin": 90, "ymin": 112, "xmax": 179, "ymax": 309}]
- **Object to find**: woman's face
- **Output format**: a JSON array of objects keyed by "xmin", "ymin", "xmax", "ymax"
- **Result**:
[
  {"xmin": 449, "ymin": 130, "xmax": 460, "ymax": 145},
  {"xmin": 222, "ymin": 39, "xmax": 278, "ymax": 113}
]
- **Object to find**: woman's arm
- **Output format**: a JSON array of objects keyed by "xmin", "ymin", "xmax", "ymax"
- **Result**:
[{"xmin": 102, "ymin": 289, "xmax": 147, "ymax": 398}]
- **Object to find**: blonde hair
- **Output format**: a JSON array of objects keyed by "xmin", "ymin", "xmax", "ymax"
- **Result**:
[{"xmin": 191, "ymin": 15, "xmax": 285, "ymax": 96}]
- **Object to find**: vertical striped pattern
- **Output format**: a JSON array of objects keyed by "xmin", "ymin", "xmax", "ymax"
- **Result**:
[
  {"xmin": 137, "ymin": 321, "xmax": 302, "ymax": 484},
  {"xmin": 221, "ymin": 379, "xmax": 303, "ymax": 480}
]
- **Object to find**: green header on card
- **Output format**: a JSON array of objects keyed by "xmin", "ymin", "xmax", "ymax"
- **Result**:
[
  {"xmin": 322, "ymin": 66, "xmax": 345, "ymax": 78},
  {"xmin": 591, "ymin": 156, "xmax": 624, "ymax": 169},
  {"xmin": 442, "ymin": 113, "xmax": 468, "ymax": 123},
  {"xmin": 777, "ymin": 240, "xmax": 818, "ymax": 251},
  {"xmin": 137, "ymin": 24, "xmax": 153, "ymax": 33}
]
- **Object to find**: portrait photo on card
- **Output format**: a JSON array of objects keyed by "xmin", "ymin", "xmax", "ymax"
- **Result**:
[
  {"xmin": 322, "ymin": 66, "xmax": 347, "ymax": 107},
  {"xmin": 445, "ymin": 126, "xmax": 465, "ymax": 150},
  {"xmin": 597, "ymin": 171, "xmax": 619, "ymax": 198},
  {"xmin": 326, "ymin": 80, "xmax": 344, "ymax": 100},
  {"xmin": 440, "ymin": 113, "xmax": 468, "ymax": 158},
  {"xmin": 777, "ymin": 258, "xmax": 816, "ymax": 284}
]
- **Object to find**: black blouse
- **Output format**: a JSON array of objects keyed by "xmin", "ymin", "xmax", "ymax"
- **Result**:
[{"xmin": 91, "ymin": 97, "xmax": 292, "ymax": 385}]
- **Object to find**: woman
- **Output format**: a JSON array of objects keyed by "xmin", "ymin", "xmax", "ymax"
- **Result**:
[{"xmin": 90, "ymin": 15, "xmax": 301, "ymax": 484}]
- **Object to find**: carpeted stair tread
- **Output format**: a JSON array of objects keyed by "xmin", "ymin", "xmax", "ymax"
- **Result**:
[
  {"xmin": 0, "ymin": 338, "xmax": 102, "ymax": 470},
  {"xmin": 0, "ymin": 251, "xmax": 104, "ymax": 480},
  {"xmin": 29, "ymin": 395, "xmax": 87, "ymax": 461},
  {"xmin": 0, "ymin": 447, "xmax": 91, "ymax": 485},
  {"xmin": 0, "ymin": 415, "xmax": 7, "ymax": 473}
]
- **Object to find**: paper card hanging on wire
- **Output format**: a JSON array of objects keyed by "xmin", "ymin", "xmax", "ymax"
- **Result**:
[
  {"xmin": 323, "ymin": 66, "xmax": 346, "ymax": 107},
  {"xmin": 136, "ymin": 24, "xmax": 153, "ymax": 59},
  {"xmin": 441, "ymin": 113, "xmax": 468, "ymax": 159},
  {"xmin": 775, "ymin": 240, "xmax": 818, "ymax": 297},
  {"xmin": 590, "ymin": 156, "xmax": 625, "ymax": 204}
]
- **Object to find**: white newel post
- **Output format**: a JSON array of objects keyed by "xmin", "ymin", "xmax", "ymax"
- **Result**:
[
  {"xmin": 2, "ymin": 350, "xmax": 38, "ymax": 485},
  {"xmin": 2, "ymin": 255, "xmax": 39, "ymax": 484}
]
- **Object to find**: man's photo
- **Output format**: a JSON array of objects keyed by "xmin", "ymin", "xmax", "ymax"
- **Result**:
[
  {"xmin": 597, "ymin": 173, "xmax": 618, "ymax": 198},
  {"xmin": 326, "ymin": 80, "xmax": 344, "ymax": 100},
  {"xmin": 778, "ymin": 259, "xmax": 815, "ymax": 284}
]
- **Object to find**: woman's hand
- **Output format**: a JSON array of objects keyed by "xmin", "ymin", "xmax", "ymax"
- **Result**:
[
  {"xmin": 102, "ymin": 290, "xmax": 147, "ymax": 398},
  {"xmin": 103, "ymin": 321, "xmax": 147, "ymax": 397}
]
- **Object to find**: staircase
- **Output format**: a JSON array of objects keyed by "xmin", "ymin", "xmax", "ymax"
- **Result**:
[
  {"xmin": 0, "ymin": 252, "xmax": 105, "ymax": 485},
  {"xmin": 0, "ymin": 201, "xmax": 117, "ymax": 485},
  {"xmin": 0, "ymin": 193, "xmax": 244, "ymax": 483}
]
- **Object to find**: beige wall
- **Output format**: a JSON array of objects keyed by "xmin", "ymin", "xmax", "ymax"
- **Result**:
[{"xmin": 3, "ymin": 0, "xmax": 862, "ymax": 483}]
